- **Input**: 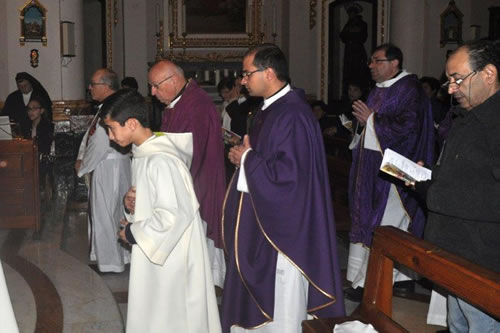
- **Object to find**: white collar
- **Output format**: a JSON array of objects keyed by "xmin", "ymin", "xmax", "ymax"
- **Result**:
[
  {"xmin": 262, "ymin": 84, "xmax": 291, "ymax": 110},
  {"xmin": 167, "ymin": 94, "xmax": 182, "ymax": 109},
  {"xmin": 376, "ymin": 70, "xmax": 411, "ymax": 88}
]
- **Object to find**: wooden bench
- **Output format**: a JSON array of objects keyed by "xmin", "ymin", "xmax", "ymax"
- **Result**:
[{"xmin": 302, "ymin": 226, "xmax": 500, "ymax": 332}]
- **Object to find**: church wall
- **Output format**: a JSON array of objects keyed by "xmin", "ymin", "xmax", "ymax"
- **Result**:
[
  {"xmin": 3, "ymin": 0, "xmax": 85, "ymax": 101},
  {"xmin": 123, "ymin": 0, "xmax": 149, "ymax": 96},
  {"xmin": 391, "ymin": 0, "xmax": 496, "ymax": 81},
  {"xmin": 0, "ymin": 0, "xmax": 8, "ymax": 100},
  {"xmin": 288, "ymin": 0, "xmax": 319, "ymax": 98}
]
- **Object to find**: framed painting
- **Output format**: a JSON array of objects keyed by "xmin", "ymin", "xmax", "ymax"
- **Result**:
[
  {"xmin": 19, "ymin": 0, "xmax": 48, "ymax": 46},
  {"xmin": 167, "ymin": 0, "xmax": 263, "ymax": 48}
]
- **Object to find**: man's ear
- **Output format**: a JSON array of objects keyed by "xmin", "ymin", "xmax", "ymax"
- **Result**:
[
  {"xmin": 125, "ymin": 118, "xmax": 137, "ymax": 130},
  {"xmin": 483, "ymin": 64, "xmax": 498, "ymax": 85},
  {"xmin": 265, "ymin": 67, "xmax": 276, "ymax": 81}
]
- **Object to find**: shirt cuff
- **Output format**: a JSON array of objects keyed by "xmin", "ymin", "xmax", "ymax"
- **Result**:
[
  {"xmin": 125, "ymin": 223, "xmax": 137, "ymax": 244},
  {"xmin": 236, "ymin": 148, "xmax": 252, "ymax": 193}
]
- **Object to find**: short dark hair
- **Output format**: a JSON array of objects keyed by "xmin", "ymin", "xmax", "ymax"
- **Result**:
[
  {"xmin": 245, "ymin": 43, "xmax": 289, "ymax": 82},
  {"xmin": 420, "ymin": 76, "xmax": 441, "ymax": 93},
  {"xmin": 217, "ymin": 76, "xmax": 235, "ymax": 93},
  {"xmin": 374, "ymin": 43, "xmax": 403, "ymax": 70},
  {"xmin": 101, "ymin": 89, "xmax": 149, "ymax": 127},
  {"xmin": 121, "ymin": 76, "xmax": 138, "ymax": 90},
  {"xmin": 461, "ymin": 39, "xmax": 500, "ymax": 83}
]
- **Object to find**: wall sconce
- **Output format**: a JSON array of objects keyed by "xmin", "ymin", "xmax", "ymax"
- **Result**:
[{"xmin": 60, "ymin": 21, "xmax": 76, "ymax": 57}]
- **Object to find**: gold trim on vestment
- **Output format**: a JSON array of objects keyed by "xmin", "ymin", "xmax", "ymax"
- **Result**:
[
  {"xmin": 234, "ymin": 193, "xmax": 273, "ymax": 323},
  {"xmin": 221, "ymin": 171, "xmax": 237, "ymax": 256},
  {"xmin": 247, "ymin": 192, "xmax": 338, "ymax": 313}
]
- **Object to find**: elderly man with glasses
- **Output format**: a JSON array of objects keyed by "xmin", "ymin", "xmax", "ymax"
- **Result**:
[
  {"xmin": 419, "ymin": 39, "xmax": 500, "ymax": 333},
  {"xmin": 345, "ymin": 43, "xmax": 435, "ymax": 302},
  {"xmin": 146, "ymin": 60, "xmax": 226, "ymax": 289},
  {"xmin": 75, "ymin": 68, "xmax": 131, "ymax": 273}
]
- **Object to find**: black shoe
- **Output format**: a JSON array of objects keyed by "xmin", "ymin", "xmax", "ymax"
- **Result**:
[
  {"xmin": 344, "ymin": 287, "xmax": 364, "ymax": 302},
  {"xmin": 393, "ymin": 280, "xmax": 415, "ymax": 297}
]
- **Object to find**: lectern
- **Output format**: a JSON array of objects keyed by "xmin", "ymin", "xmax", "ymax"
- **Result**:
[{"xmin": 0, "ymin": 139, "xmax": 40, "ymax": 232}]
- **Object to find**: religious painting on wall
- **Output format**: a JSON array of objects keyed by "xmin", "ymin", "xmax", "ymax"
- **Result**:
[
  {"xmin": 168, "ymin": 0, "xmax": 262, "ymax": 48},
  {"xmin": 19, "ymin": 0, "xmax": 48, "ymax": 46},
  {"xmin": 440, "ymin": 0, "xmax": 463, "ymax": 47},
  {"xmin": 185, "ymin": 0, "xmax": 246, "ymax": 34}
]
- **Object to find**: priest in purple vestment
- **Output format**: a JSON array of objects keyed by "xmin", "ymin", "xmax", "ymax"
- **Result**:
[
  {"xmin": 222, "ymin": 44, "xmax": 345, "ymax": 333},
  {"xmin": 345, "ymin": 44, "xmax": 434, "ymax": 301},
  {"xmin": 149, "ymin": 60, "xmax": 226, "ymax": 287}
]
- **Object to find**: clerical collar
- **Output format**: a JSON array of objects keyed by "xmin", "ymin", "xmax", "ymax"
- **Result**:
[
  {"xmin": 166, "ymin": 80, "xmax": 189, "ymax": 109},
  {"xmin": 22, "ymin": 90, "xmax": 32, "ymax": 106},
  {"xmin": 376, "ymin": 70, "xmax": 410, "ymax": 88},
  {"xmin": 262, "ymin": 84, "xmax": 291, "ymax": 110}
]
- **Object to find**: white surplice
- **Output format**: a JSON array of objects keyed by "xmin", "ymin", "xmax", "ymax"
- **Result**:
[
  {"xmin": 78, "ymin": 112, "xmax": 131, "ymax": 272},
  {"xmin": 125, "ymin": 133, "xmax": 221, "ymax": 333}
]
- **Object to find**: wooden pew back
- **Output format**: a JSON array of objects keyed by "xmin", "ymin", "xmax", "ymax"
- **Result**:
[{"xmin": 303, "ymin": 226, "xmax": 500, "ymax": 332}]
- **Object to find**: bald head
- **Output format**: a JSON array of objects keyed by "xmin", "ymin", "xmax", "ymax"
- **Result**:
[{"xmin": 149, "ymin": 60, "xmax": 186, "ymax": 105}]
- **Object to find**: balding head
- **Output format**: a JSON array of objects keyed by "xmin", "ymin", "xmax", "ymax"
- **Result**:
[{"xmin": 149, "ymin": 60, "xmax": 186, "ymax": 105}]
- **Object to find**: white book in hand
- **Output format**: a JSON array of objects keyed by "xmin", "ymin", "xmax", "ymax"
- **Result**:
[{"xmin": 380, "ymin": 148, "xmax": 431, "ymax": 184}]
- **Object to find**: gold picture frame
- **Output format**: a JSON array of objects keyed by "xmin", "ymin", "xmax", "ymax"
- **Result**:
[
  {"xmin": 19, "ymin": 0, "xmax": 48, "ymax": 46},
  {"xmin": 167, "ymin": 0, "xmax": 263, "ymax": 48}
]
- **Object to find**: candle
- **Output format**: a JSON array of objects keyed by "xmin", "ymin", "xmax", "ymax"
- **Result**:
[{"xmin": 215, "ymin": 70, "xmax": 220, "ymax": 85}]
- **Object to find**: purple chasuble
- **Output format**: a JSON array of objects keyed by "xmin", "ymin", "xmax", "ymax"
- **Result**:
[
  {"xmin": 349, "ymin": 74, "xmax": 434, "ymax": 246},
  {"xmin": 161, "ymin": 80, "xmax": 226, "ymax": 248},
  {"xmin": 222, "ymin": 89, "xmax": 345, "ymax": 331}
]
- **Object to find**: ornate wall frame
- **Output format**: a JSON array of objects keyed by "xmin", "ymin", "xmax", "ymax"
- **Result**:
[
  {"xmin": 167, "ymin": 0, "xmax": 262, "ymax": 48},
  {"xmin": 440, "ymin": 0, "xmax": 463, "ymax": 48},
  {"xmin": 19, "ymin": 0, "xmax": 48, "ymax": 46},
  {"xmin": 319, "ymin": 0, "xmax": 390, "ymax": 101}
]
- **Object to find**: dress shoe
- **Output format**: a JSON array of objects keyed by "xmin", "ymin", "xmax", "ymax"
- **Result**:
[
  {"xmin": 393, "ymin": 280, "xmax": 415, "ymax": 298},
  {"xmin": 344, "ymin": 286, "xmax": 364, "ymax": 302}
]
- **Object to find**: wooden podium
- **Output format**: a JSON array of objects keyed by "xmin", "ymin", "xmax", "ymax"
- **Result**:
[{"xmin": 0, "ymin": 139, "xmax": 40, "ymax": 232}]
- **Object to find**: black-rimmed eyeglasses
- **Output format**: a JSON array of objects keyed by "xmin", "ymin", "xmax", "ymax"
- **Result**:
[
  {"xmin": 442, "ymin": 71, "xmax": 477, "ymax": 89},
  {"xmin": 240, "ymin": 68, "xmax": 266, "ymax": 79}
]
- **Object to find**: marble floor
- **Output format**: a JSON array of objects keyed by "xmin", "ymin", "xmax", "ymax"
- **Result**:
[{"xmin": 0, "ymin": 182, "xmax": 447, "ymax": 332}]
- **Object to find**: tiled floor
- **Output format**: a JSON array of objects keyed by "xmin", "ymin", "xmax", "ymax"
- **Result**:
[{"xmin": 0, "ymin": 188, "xmax": 447, "ymax": 332}]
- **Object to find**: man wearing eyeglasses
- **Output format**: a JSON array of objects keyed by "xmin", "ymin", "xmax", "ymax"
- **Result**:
[
  {"xmin": 75, "ymin": 68, "xmax": 131, "ymax": 273},
  {"xmin": 345, "ymin": 43, "xmax": 434, "ymax": 302},
  {"xmin": 147, "ymin": 60, "xmax": 226, "ymax": 289},
  {"xmin": 422, "ymin": 40, "xmax": 500, "ymax": 332},
  {"xmin": 222, "ymin": 44, "xmax": 345, "ymax": 333}
]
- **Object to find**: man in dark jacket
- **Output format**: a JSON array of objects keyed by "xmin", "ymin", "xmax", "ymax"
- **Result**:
[{"xmin": 424, "ymin": 39, "xmax": 500, "ymax": 332}]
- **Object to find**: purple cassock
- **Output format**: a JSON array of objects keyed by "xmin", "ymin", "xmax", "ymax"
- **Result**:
[
  {"xmin": 222, "ymin": 88, "xmax": 346, "ymax": 331},
  {"xmin": 161, "ymin": 80, "xmax": 226, "ymax": 248},
  {"xmin": 349, "ymin": 74, "xmax": 434, "ymax": 246}
]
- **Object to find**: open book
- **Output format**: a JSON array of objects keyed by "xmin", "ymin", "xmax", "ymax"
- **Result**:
[
  {"xmin": 380, "ymin": 148, "xmax": 431, "ymax": 184},
  {"xmin": 223, "ymin": 128, "xmax": 241, "ymax": 145}
]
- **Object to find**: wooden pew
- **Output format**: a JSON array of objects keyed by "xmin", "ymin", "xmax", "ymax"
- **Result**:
[{"xmin": 302, "ymin": 226, "xmax": 500, "ymax": 332}]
